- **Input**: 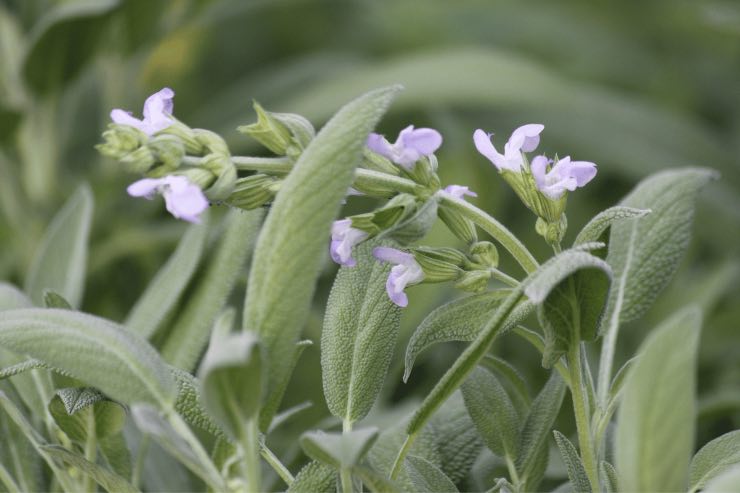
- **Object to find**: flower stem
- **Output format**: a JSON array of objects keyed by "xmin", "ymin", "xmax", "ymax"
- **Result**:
[
  {"xmin": 439, "ymin": 195, "xmax": 539, "ymax": 274},
  {"xmin": 567, "ymin": 342, "xmax": 600, "ymax": 492},
  {"xmin": 241, "ymin": 418, "xmax": 261, "ymax": 493}
]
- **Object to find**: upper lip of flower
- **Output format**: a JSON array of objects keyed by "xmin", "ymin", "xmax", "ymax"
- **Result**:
[
  {"xmin": 367, "ymin": 125, "xmax": 443, "ymax": 169},
  {"xmin": 126, "ymin": 175, "xmax": 209, "ymax": 223},
  {"xmin": 372, "ymin": 246, "xmax": 424, "ymax": 307},
  {"xmin": 473, "ymin": 124, "xmax": 545, "ymax": 172},
  {"xmin": 110, "ymin": 87, "xmax": 175, "ymax": 136},
  {"xmin": 531, "ymin": 154, "xmax": 598, "ymax": 199}
]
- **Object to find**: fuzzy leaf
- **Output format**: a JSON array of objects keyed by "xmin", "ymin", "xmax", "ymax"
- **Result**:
[
  {"xmin": 42, "ymin": 445, "xmax": 138, "ymax": 493},
  {"xmin": 0, "ymin": 308, "xmax": 174, "ymax": 406},
  {"xmin": 703, "ymin": 464, "xmax": 740, "ymax": 493},
  {"xmin": 689, "ymin": 430, "xmax": 740, "ymax": 492},
  {"xmin": 461, "ymin": 367, "xmax": 519, "ymax": 459},
  {"xmin": 615, "ymin": 307, "xmax": 701, "ymax": 492},
  {"xmin": 125, "ymin": 218, "xmax": 208, "ymax": 338},
  {"xmin": 553, "ymin": 431, "xmax": 590, "ymax": 493},
  {"xmin": 381, "ymin": 197, "xmax": 439, "ymax": 245},
  {"xmin": 573, "ymin": 206, "xmax": 650, "ymax": 247},
  {"xmin": 603, "ymin": 168, "xmax": 716, "ymax": 331},
  {"xmin": 406, "ymin": 455, "xmax": 459, "ymax": 493},
  {"xmin": 48, "ymin": 388, "xmax": 126, "ymax": 443},
  {"xmin": 322, "ymin": 240, "xmax": 401, "ymax": 423},
  {"xmin": 243, "ymin": 86, "xmax": 400, "ymax": 430},
  {"xmin": 300, "ymin": 427, "xmax": 379, "ymax": 469},
  {"xmin": 600, "ymin": 461, "xmax": 619, "ymax": 493},
  {"xmin": 25, "ymin": 184, "xmax": 93, "ymax": 308},
  {"xmin": 287, "ymin": 461, "xmax": 336, "ymax": 493},
  {"xmin": 0, "ymin": 283, "xmax": 32, "ymax": 310}
]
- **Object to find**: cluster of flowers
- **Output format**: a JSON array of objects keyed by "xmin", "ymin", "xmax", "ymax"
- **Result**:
[{"xmin": 106, "ymin": 89, "xmax": 596, "ymax": 307}]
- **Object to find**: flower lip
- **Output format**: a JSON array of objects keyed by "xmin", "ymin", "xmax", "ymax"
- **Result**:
[
  {"xmin": 473, "ymin": 123, "xmax": 545, "ymax": 172},
  {"xmin": 127, "ymin": 175, "xmax": 208, "ymax": 223},
  {"xmin": 329, "ymin": 219, "xmax": 368, "ymax": 267},
  {"xmin": 111, "ymin": 87, "xmax": 175, "ymax": 136},
  {"xmin": 442, "ymin": 185, "xmax": 477, "ymax": 200},
  {"xmin": 373, "ymin": 246, "xmax": 424, "ymax": 307},
  {"xmin": 531, "ymin": 154, "xmax": 597, "ymax": 199},
  {"xmin": 367, "ymin": 125, "xmax": 443, "ymax": 169}
]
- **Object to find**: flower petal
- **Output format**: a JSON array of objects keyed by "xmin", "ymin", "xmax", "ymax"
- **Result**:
[
  {"xmin": 566, "ymin": 160, "xmax": 597, "ymax": 186},
  {"xmin": 474, "ymin": 129, "xmax": 512, "ymax": 171},
  {"xmin": 373, "ymin": 246, "xmax": 415, "ymax": 266},
  {"xmin": 401, "ymin": 127, "xmax": 443, "ymax": 155},
  {"xmin": 126, "ymin": 178, "xmax": 165, "ymax": 199},
  {"xmin": 443, "ymin": 185, "xmax": 477, "ymax": 199},
  {"xmin": 509, "ymin": 123, "xmax": 545, "ymax": 153},
  {"xmin": 530, "ymin": 155, "xmax": 550, "ymax": 190},
  {"xmin": 163, "ymin": 182, "xmax": 209, "ymax": 223},
  {"xmin": 110, "ymin": 109, "xmax": 146, "ymax": 132},
  {"xmin": 366, "ymin": 133, "xmax": 393, "ymax": 158},
  {"xmin": 386, "ymin": 270, "xmax": 409, "ymax": 307}
]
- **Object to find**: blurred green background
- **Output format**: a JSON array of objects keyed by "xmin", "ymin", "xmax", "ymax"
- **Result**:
[{"xmin": 1, "ymin": 0, "xmax": 739, "ymax": 486}]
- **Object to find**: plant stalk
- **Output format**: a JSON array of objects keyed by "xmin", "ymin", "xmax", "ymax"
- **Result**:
[
  {"xmin": 260, "ymin": 441, "xmax": 294, "ymax": 486},
  {"xmin": 340, "ymin": 419, "xmax": 354, "ymax": 493},
  {"xmin": 567, "ymin": 342, "xmax": 600, "ymax": 492},
  {"xmin": 82, "ymin": 410, "xmax": 97, "ymax": 493},
  {"xmin": 241, "ymin": 418, "xmax": 261, "ymax": 493}
]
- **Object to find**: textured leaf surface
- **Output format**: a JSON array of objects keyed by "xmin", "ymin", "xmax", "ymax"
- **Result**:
[
  {"xmin": 703, "ymin": 464, "xmax": 740, "ymax": 493},
  {"xmin": 0, "ymin": 308, "xmax": 174, "ymax": 406},
  {"xmin": 243, "ymin": 86, "xmax": 399, "ymax": 429},
  {"xmin": 406, "ymin": 455, "xmax": 458, "ymax": 493},
  {"xmin": 322, "ymin": 240, "xmax": 400, "ymax": 422},
  {"xmin": 461, "ymin": 366, "xmax": 519, "ymax": 459},
  {"xmin": 42, "ymin": 445, "xmax": 138, "ymax": 493},
  {"xmin": 616, "ymin": 307, "xmax": 701, "ymax": 492},
  {"xmin": 553, "ymin": 431, "xmax": 590, "ymax": 493},
  {"xmin": 25, "ymin": 184, "xmax": 93, "ymax": 308},
  {"xmin": 573, "ymin": 206, "xmax": 650, "ymax": 246},
  {"xmin": 48, "ymin": 388, "xmax": 126, "ymax": 443},
  {"xmin": 162, "ymin": 209, "xmax": 263, "ymax": 371},
  {"xmin": 689, "ymin": 430, "xmax": 740, "ymax": 492},
  {"xmin": 125, "ymin": 219, "xmax": 208, "ymax": 338},
  {"xmin": 287, "ymin": 461, "xmax": 336, "ymax": 493},
  {"xmin": 603, "ymin": 168, "xmax": 715, "ymax": 330},
  {"xmin": 300, "ymin": 427, "xmax": 379, "ymax": 468}
]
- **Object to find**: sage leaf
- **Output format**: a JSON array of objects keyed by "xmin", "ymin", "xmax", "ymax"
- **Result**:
[
  {"xmin": 615, "ymin": 306, "xmax": 701, "ymax": 492},
  {"xmin": 573, "ymin": 206, "xmax": 650, "ymax": 247},
  {"xmin": 0, "ymin": 308, "xmax": 175, "ymax": 407},
  {"xmin": 198, "ymin": 330, "xmax": 263, "ymax": 440},
  {"xmin": 322, "ymin": 240, "xmax": 401, "ymax": 423},
  {"xmin": 300, "ymin": 427, "xmax": 379, "ymax": 469},
  {"xmin": 41, "ymin": 445, "xmax": 138, "ymax": 493},
  {"xmin": 162, "ymin": 208, "xmax": 263, "ymax": 371},
  {"xmin": 553, "ymin": 431, "xmax": 590, "ymax": 493},
  {"xmin": 603, "ymin": 167, "xmax": 716, "ymax": 329},
  {"xmin": 600, "ymin": 461, "xmax": 619, "ymax": 493},
  {"xmin": 406, "ymin": 455, "xmax": 459, "ymax": 493},
  {"xmin": 703, "ymin": 464, "xmax": 740, "ymax": 493},
  {"xmin": 688, "ymin": 430, "xmax": 740, "ymax": 493},
  {"xmin": 403, "ymin": 290, "xmax": 517, "ymax": 382},
  {"xmin": 24, "ymin": 184, "xmax": 93, "ymax": 308},
  {"xmin": 48, "ymin": 387, "xmax": 126, "ymax": 443},
  {"xmin": 125, "ymin": 217, "xmax": 208, "ymax": 338},
  {"xmin": 42, "ymin": 290, "xmax": 73, "ymax": 309},
  {"xmin": 171, "ymin": 366, "xmax": 224, "ymax": 438},
  {"xmin": 243, "ymin": 86, "xmax": 399, "ymax": 430},
  {"xmin": 287, "ymin": 461, "xmax": 336, "ymax": 493},
  {"xmin": 461, "ymin": 366, "xmax": 519, "ymax": 459},
  {"xmin": 0, "ymin": 282, "xmax": 32, "ymax": 310},
  {"xmin": 380, "ymin": 196, "xmax": 439, "ymax": 245},
  {"xmin": 353, "ymin": 465, "xmax": 403, "ymax": 493}
]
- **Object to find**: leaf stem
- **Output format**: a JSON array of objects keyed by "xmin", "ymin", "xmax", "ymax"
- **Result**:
[
  {"xmin": 165, "ymin": 411, "xmax": 225, "ymax": 491},
  {"xmin": 240, "ymin": 418, "xmax": 261, "ymax": 493},
  {"xmin": 82, "ymin": 410, "xmax": 97, "ymax": 493},
  {"xmin": 567, "ymin": 342, "xmax": 600, "ymax": 492},
  {"xmin": 340, "ymin": 419, "xmax": 354, "ymax": 493},
  {"xmin": 389, "ymin": 432, "xmax": 416, "ymax": 480},
  {"xmin": 259, "ymin": 441, "xmax": 293, "ymax": 486}
]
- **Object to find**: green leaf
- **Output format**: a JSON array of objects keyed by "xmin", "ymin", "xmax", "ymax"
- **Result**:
[
  {"xmin": 524, "ymin": 249, "xmax": 612, "ymax": 367},
  {"xmin": 461, "ymin": 366, "xmax": 519, "ymax": 459},
  {"xmin": 198, "ymin": 330, "xmax": 263, "ymax": 440},
  {"xmin": 24, "ymin": 184, "xmax": 93, "ymax": 308},
  {"xmin": 480, "ymin": 355, "xmax": 531, "ymax": 412},
  {"xmin": 170, "ymin": 366, "xmax": 224, "ymax": 438},
  {"xmin": 162, "ymin": 209, "xmax": 263, "ymax": 371},
  {"xmin": 603, "ymin": 168, "xmax": 716, "ymax": 329},
  {"xmin": 321, "ymin": 240, "xmax": 401, "ymax": 423},
  {"xmin": 48, "ymin": 388, "xmax": 126, "ymax": 443},
  {"xmin": 515, "ymin": 372, "xmax": 566, "ymax": 490},
  {"xmin": 42, "ymin": 290, "xmax": 73, "ymax": 309},
  {"xmin": 703, "ymin": 464, "xmax": 740, "ymax": 493},
  {"xmin": 287, "ymin": 461, "xmax": 336, "ymax": 493},
  {"xmin": 0, "ymin": 308, "xmax": 175, "ymax": 407},
  {"xmin": 0, "ymin": 283, "xmax": 32, "ymax": 311},
  {"xmin": 243, "ymin": 85, "xmax": 400, "ymax": 430},
  {"xmin": 22, "ymin": 0, "xmax": 120, "ymax": 94},
  {"xmin": 689, "ymin": 430, "xmax": 740, "ymax": 493},
  {"xmin": 405, "ymin": 455, "xmax": 459, "ymax": 493},
  {"xmin": 380, "ymin": 197, "xmax": 439, "ymax": 245},
  {"xmin": 41, "ymin": 445, "xmax": 138, "ymax": 493},
  {"xmin": 300, "ymin": 427, "xmax": 379, "ymax": 469},
  {"xmin": 573, "ymin": 206, "xmax": 650, "ymax": 247},
  {"xmin": 600, "ymin": 461, "xmax": 619, "ymax": 493},
  {"xmin": 125, "ymin": 219, "xmax": 208, "ymax": 339},
  {"xmin": 553, "ymin": 431, "xmax": 590, "ymax": 493},
  {"xmin": 615, "ymin": 306, "xmax": 701, "ymax": 492},
  {"xmin": 403, "ymin": 290, "xmax": 522, "ymax": 382},
  {"xmin": 353, "ymin": 465, "xmax": 403, "ymax": 493},
  {"xmin": 99, "ymin": 433, "xmax": 132, "ymax": 482},
  {"xmin": 0, "ymin": 386, "xmax": 42, "ymax": 493}
]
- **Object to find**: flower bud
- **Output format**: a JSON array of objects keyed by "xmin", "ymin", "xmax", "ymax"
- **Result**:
[
  {"xmin": 500, "ymin": 168, "xmax": 567, "ymax": 223},
  {"xmin": 96, "ymin": 124, "xmax": 147, "ymax": 160},
  {"xmin": 454, "ymin": 269, "xmax": 492, "ymax": 293},
  {"xmin": 535, "ymin": 214, "xmax": 568, "ymax": 245},
  {"xmin": 147, "ymin": 135, "xmax": 185, "ymax": 173},
  {"xmin": 438, "ymin": 203, "xmax": 478, "ymax": 244},
  {"xmin": 159, "ymin": 120, "xmax": 204, "ymax": 155},
  {"xmin": 238, "ymin": 102, "xmax": 314, "ymax": 156},
  {"xmin": 201, "ymin": 152, "xmax": 237, "ymax": 201},
  {"xmin": 411, "ymin": 247, "xmax": 464, "ymax": 283},
  {"xmin": 468, "ymin": 241, "xmax": 499, "ymax": 268},
  {"xmin": 226, "ymin": 174, "xmax": 280, "ymax": 210},
  {"xmin": 405, "ymin": 156, "xmax": 440, "ymax": 189},
  {"xmin": 193, "ymin": 129, "xmax": 230, "ymax": 156},
  {"xmin": 119, "ymin": 146, "xmax": 156, "ymax": 174},
  {"xmin": 362, "ymin": 148, "xmax": 401, "ymax": 176}
]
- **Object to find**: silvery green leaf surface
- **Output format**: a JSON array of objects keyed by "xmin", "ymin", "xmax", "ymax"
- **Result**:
[
  {"xmin": 0, "ymin": 308, "xmax": 174, "ymax": 406},
  {"xmin": 404, "ymin": 291, "xmax": 532, "ymax": 382},
  {"xmin": 461, "ymin": 366, "xmax": 519, "ymax": 459},
  {"xmin": 198, "ymin": 330, "xmax": 263, "ymax": 440},
  {"xmin": 162, "ymin": 208, "xmax": 263, "ymax": 371},
  {"xmin": 353, "ymin": 465, "xmax": 403, "ymax": 493},
  {"xmin": 688, "ymin": 430, "xmax": 740, "ymax": 493},
  {"xmin": 300, "ymin": 427, "xmax": 379, "ymax": 469},
  {"xmin": 380, "ymin": 197, "xmax": 439, "ymax": 245},
  {"xmin": 480, "ymin": 355, "xmax": 531, "ymax": 412},
  {"xmin": 573, "ymin": 206, "xmax": 650, "ymax": 247},
  {"xmin": 515, "ymin": 372, "xmax": 566, "ymax": 491},
  {"xmin": 600, "ymin": 461, "xmax": 619, "ymax": 493},
  {"xmin": 603, "ymin": 168, "xmax": 716, "ymax": 331},
  {"xmin": 48, "ymin": 388, "xmax": 126, "ymax": 443},
  {"xmin": 524, "ymin": 249, "xmax": 611, "ymax": 367},
  {"xmin": 41, "ymin": 445, "xmax": 138, "ymax": 493},
  {"xmin": 42, "ymin": 290, "xmax": 72, "ymax": 309},
  {"xmin": 243, "ymin": 86, "xmax": 400, "ymax": 430},
  {"xmin": 0, "ymin": 282, "xmax": 32, "ymax": 310},
  {"xmin": 24, "ymin": 184, "xmax": 92, "ymax": 308},
  {"xmin": 99, "ymin": 433, "xmax": 131, "ymax": 483},
  {"xmin": 170, "ymin": 366, "xmax": 223, "ymax": 438},
  {"xmin": 702, "ymin": 464, "xmax": 740, "ymax": 493},
  {"xmin": 287, "ymin": 460, "xmax": 336, "ymax": 493},
  {"xmin": 405, "ymin": 455, "xmax": 459, "ymax": 493},
  {"xmin": 552, "ymin": 431, "xmax": 590, "ymax": 493},
  {"xmin": 321, "ymin": 240, "xmax": 401, "ymax": 423},
  {"xmin": 125, "ymin": 217, "xmax": 208, "ymax": 339},
  {"xmin": 616, "ymin": 307, "xmax": 701, "ymax": 492},
  {"xmin": 0, "ymin": 384, "xmax": 42, "ymax": 493}
]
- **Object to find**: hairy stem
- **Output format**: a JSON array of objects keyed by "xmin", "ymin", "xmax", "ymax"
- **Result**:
[
  {"xmin": 340, "ymin": 419, "xmax": 354, "ymax": 493},
  {"xmin": 82, "ymin": 411, "xmax": 97, "ymax": 493},
  {"xmin": 240, "ymin": 418, "xmax": 261, "ymax": 493},
  {"xmin": 567, "ymin": 342, "xmax": 600, "ymax": 492},
  {"xmin": 389, "ymin": 432, "xmax": 416, "ymax": 480},
  {"xmin": 165, "ymin": 411, "xmax": 225, "ymax": 491},
  {"xmin": 260, "ymin": 441, "xmax": 293, "ymax": 487}
]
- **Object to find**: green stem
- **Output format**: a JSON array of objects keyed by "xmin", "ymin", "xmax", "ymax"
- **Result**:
[
  {"xmin": 439, "ymin": 194, "xmax": 539, "ymax": 274},
  {"xmin": 567, "ymin": 342, "xmax": 600, "ymax": 492},
  {"xmin": 241, "ymin": 418, "xmax": 261, "ymax": 493},
  {"xmin": 82, "ymin": 411, "xmax": 97, "ymax": 493},
  {"xmin": 340, "ymin": 419, "xmax": 354, "ymax": 493},
  {"xmin": 490, "ymin": 268, "xmax": 520, "ymax": 288},
  {"xmin": 389, "ymin": 432, "xmax": 416, "ymax": 480},
  {"xmin": 0, "ymin": 462, "xmax": 21, "ymax": 493},
  {"xmin": 260, "ymin": 441, "xmax": 293, "ymax": 486},
  {"xmin": 165, "ymin": 411, "xmax": 225, "ymax": 491},
  {"xmin": 131, "ymin": 433, "xmax": 150, "ymax": 490},
  {"xmin": 504, "ymin": 455, "xmax": 521, "ymax": 490},
  {"xmin": 354, "ymin": 168, "xmax": 420, "ymax": 195}
]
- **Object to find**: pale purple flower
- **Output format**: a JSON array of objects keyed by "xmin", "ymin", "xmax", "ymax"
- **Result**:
[
  {"xmin": 127, "ymin": 175, "xmax": 209, "ymax": 223},
  {"xmin": 531, "ymin": 155, "xmax": 597, "ymax": 199},
  {"xmin": 111, "ymin": 88, "xmax": 175, "ymax": 135},
  {"xmin": 330, "ymin": 219, "xmax": 368, "ymax": 267},
  {"xmin": 373, "ymin": 247, "xmax": 424, "ymax": 307},
  {"xmin": 367, "ymin": 125, "xmax": 442, "ymax": 169},
  {"xmin": 442, "ymin": 185, "xmax": 477, "ymax": 200},
  {"xmin": 473, "ymin": 124, "xmax": 544, "ymax": 172}
]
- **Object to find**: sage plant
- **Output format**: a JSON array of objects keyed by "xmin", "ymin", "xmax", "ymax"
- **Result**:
[{"xmin": 0, "ymin": 85, "xmax": 735, "ymax": 493}]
